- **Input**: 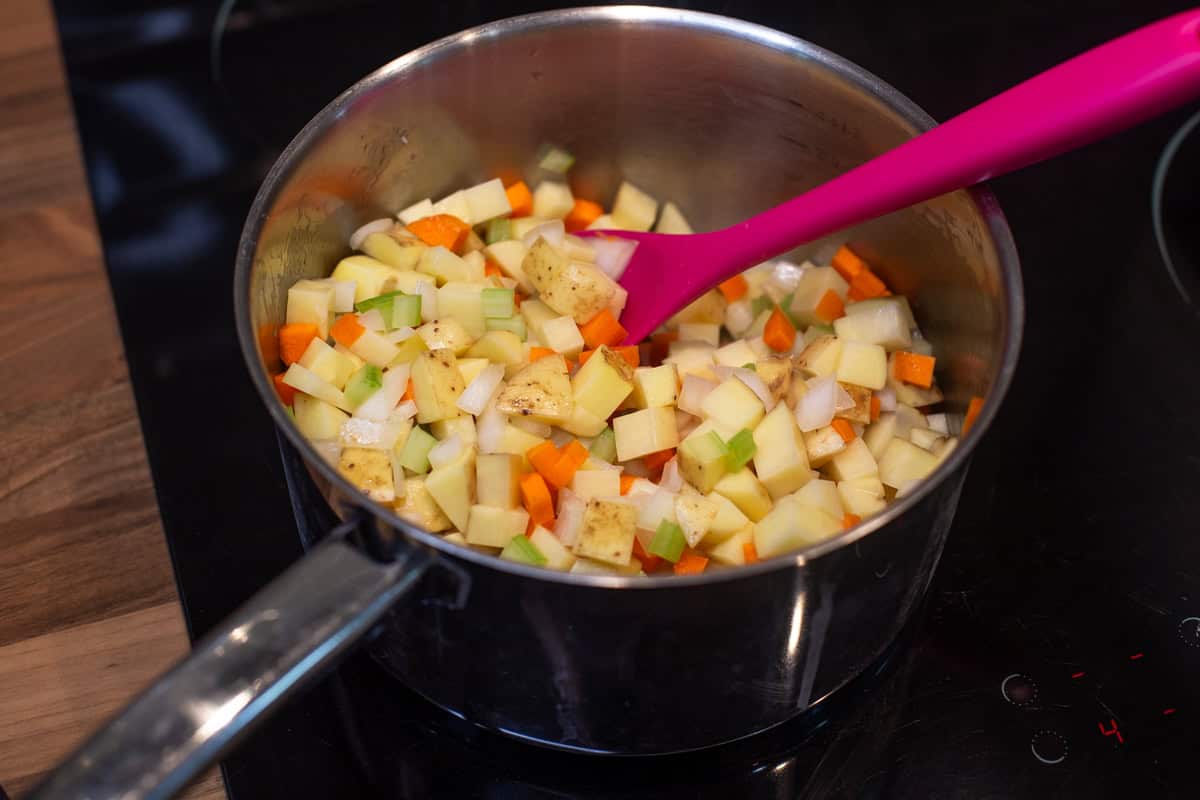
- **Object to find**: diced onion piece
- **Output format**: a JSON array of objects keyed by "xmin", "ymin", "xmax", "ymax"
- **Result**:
[
  {"xmin": 456, "ymin": 364, "xmax": 505, "ymax": 416},
  {"xmin": 659, "ymin": 458, "xmax": 683, "ymax": 492},
  {"xmin": 319, "ymin": 279, "xmax": 357, "ymax": 312},
  {"xmin": 678, "ymin": 375, "xmax": 718, "ymax": 417},
  {"xmin": 635, "ymin": 488, "xmax": 677, "ymax": 532},
  {"xmin": 339, "ymin": 417, "xmax": 406, "ymax": 450},
  {"xmin": 796, "ymin": 376, "xmax": 837, "ymax": 431},
  {"xmin": 349, "ymin": 218, "xmax": 394, "ymax": 251},
  {"xmin": 676, "ymin": 408, "xmax": 700, "ymax": 439},
  {"xmin": 733, "ymin": 367, "xmax": 776, "ymax": 412},
  {"xmin": 724, "ymin": 298, "xmax": 754, "ymax": 337},
  {"xmin": 521, "ymin": 219, "xmax": 566, "ymax": 251},
  {"xmin": 591, "ymin": 235, "xmax": 638, "ymax": 281},
  {"xmin": 427, "ymin": 434, "xmax": 464, "ymax": 470},
  {"xmin": 767, "ymin": 260, "xmax": 806, "ymax": 293},
  {"xmin": 511, "ymin": 416, "xmax": 552, "ymax": 438},
  {"xmin": 358, "ymin": 308, "xmax": 387, "ymax": 332},
  {"xmin": 353, "ymin": 365, "xmax": 411, "ymax": 421},
  {"xmin": 925, "ymin": 412, "xmax": 950, "ymax": 434},
  {"xmin": 554, "ymin": 489, "xmax": 585, "ymax": 547},
  {"xmin": 384, "ymin": 326, "xmax": 416, "ymax": 344},
  {"xmin": 875, "ymin": 387, "xmax": 897, "ymax": 412},
  {"xmin": 549, "ymin": 428, "xmax": 574, "ymax": 449},
  {"xmin": 746, "ymin": 337, "xmax": 771, "ymax": 358},
  {"xmin": 564, "ymin": 235, "xmax": 595, "ymax": 262},
  {"xmin": 834, "ymin": 383, "xmax": 855, "ymax": 412},
  {"xmin": 414, "ymin": 280, "xmax": 437, "ymax": 323},
  {"xmin": 476, "ymin": 402, "xmax": 506, "ymax": 453},
  {"xmin": 391, "ymin": 400, "xmax": 417, "ymax": 421}
]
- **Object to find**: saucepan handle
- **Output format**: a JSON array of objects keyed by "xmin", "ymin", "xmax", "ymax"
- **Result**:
[{"xmin": 26, "ymin": 519, "xmax": 433, "ymax": 800}]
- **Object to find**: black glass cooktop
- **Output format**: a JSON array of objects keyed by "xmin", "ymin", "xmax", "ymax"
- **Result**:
[{"xmin": 52, "ymin": 0, "xmax": 1200, "ymax": 797}]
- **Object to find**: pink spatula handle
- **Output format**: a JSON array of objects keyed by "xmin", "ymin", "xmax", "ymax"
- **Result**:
[
  {"xmin": 616, "ymin": 10, "xmax": 1200, "ymax": 341},
  {"xmin": 730, "ymin": 9, "xmax": 1200, "ymax": 264}
]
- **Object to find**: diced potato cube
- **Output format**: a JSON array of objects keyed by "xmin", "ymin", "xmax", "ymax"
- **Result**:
[
  {"xmin": 655, "ymin": 201, "xmax": 693, "ymax": 234},
  {"xmin": 835, "ymin": 382, "xmax": 873, "ymax": 424},
  {"xmin": 700, "ymin": 378, "xmax": 765, "ymax": 431},
  {"xmin": 677, "ymin": 429, "xmax": 728, "ymax": 493},
  {"xmin": 802, "ymin": 425, "xmax": 846, "ymax": 467},
  {"xmin": 519, "ymin": 298, "xmax": 559, "ymax": 345},
  {"xmin": 443, "ymin": 532, "xmax": 466, "ymax": 545},
  {"xmin": 678, "ymin": 323, "xmax": 720, "ymax": 347},
  {"xmin": 754, "ymin": 497, "xmax": 841, "ymax": 557},
  {"xmin": 455, "ymin": 357, "xmax": 489, "ymax": 387},
  {"xmin": 299, "ymin": 338, "xmax": 355, "ymax": 389},
  {"xmin": 431, "ymin": 415, "xmax": 476, "ymax": 445},
  {"xmin": 523, "ymin": 239, "xmax": 615, "ymax": 324},
  {"xmin": 425, "ymin": 447, "xmax": 477, "ymax": 530},
  {"xmin": 836, "ymin": 341, "xmax": 887, "ymax": 390},
  {"xmin": 909, "ymin": 427, "xmax": 944, "ymax": 451},
  {"xmin": 752, "ymin": 403, "xmax": 813, "ymax": 499},
  {"xmin": 706, "ymin": 524, "xmax": 754, "ymax": 565},
  {"xmin": 573, "ymin": 345, "xmax": 635, "ymax": 420},
  {"xmin": 294, "ymin": 394, "xmax": 349, "ymax": 440},
  {"xmin": 796, "ymin": 335, "xmax": 843, "ymax": 377},
  {"xmin": 529, "ymin": 526, "xmax": 577, "ymax": 571},
  {"xmin": 465, "ymin": 504, "xmax": 530, "ymax": 548},
  {"xmin": 631, "ymin": 364, "xmax": 678, "ymax": 408},
  {"xmin": 466, "ymin": 330, "xmax": 525, "ymax": 372},
  {"xmin": 463, "ymin": 178, "xmax": 512, "ymax": 224},
  {"xmin": 664, "ymin": 342, "xmax": 717, "ymax": 380},
  {"xmin": 398, "ymin": 198, "xmax": 434, "ymax": 225},
  {"xmin": 712, "ymin": 468, "xmax": 772, "ymax": 522},
  {"xmin": 675, "ymin": 493, "xmax": 719, "ymax": 547},
  {"xmin": 754, "ymin": 357, "xmax": 792, "ymax": 406},
  {"xmin": 574, "ymin": 498, "xmax": 637, "ymax": 566},
  {"xmin": 670, "ymin": 289, "xmax": 726, "ymax": 325},
  {"xmin": 418, "ymin": 246, "xmax": 473, "ymax": 285},
  {"xmin": 411, "ymin": 348, "xmax": 466, "ymax": 423},
  {"xmin": 713, "ymin": 339, "xmax": 759, "ymax": 368},
  {"xmin": 362, "ymin": 229, "xmax": 426, "ymax": 271},
  {"xmin": 837, "ymin": 477, "xmax": 887, "ymax": 517},
  {"xmin": 475, "ymin": 453, "xmax": 521, "ymax": 509},
  {"xmin": 864, "ymin": 413, "xmax": 898, "ymax": 459},
  {"xmin": 877, "ymin": 438, "xmax": 939, "ymax": 489},
  {"xmin": 611, "ymin": 181, "xmax": 658, "ymax": 231},
  {"xmin": 532, "ymin": 181, "xmax": 574, "ymax": 219},
  {"xmin": 558, "ymin": 403, "xmax": 609, "ymax": 438},
  {"xmin": 826, "ymin": 438, "xmax": 879, "ymax": 481},
  {"xmin": 483, "ymin": 240, "xmax": 533, "ymax": 293},
  {"xmin": 431, "ymin": 190, "xmax": 470, "ymax": 223},
  {"xmin": 789, "ymin": 266, "xmax": 849, "ymax": 327},
  {"xmin": 338, "ymin": 447, "xmax": 395, "ymax": 502},
  {"xmin": 283, "ymin": 363, "xmax": 352, "ymax": 412},
  {"xmin": 794, "ymin": 478, "xmax": 845, "ymax": 520},
  {"xmin": 542, "ymin": 316, "xmax": 585, "ymax": 357},
  {"xmin": 331, "ymin": 255, "xmax": 394, "ymax": 303},
  {"xmin": 703, "ymin": 491, "xmax": 751, "ymax": 544},
  {"xmin": 348, "ymin": 327, "xmax": 400, "ymax": 368},
  {"xmin": 394, "ymin": 478, "xmax": 451, "ymax": 532},
  {"xmin": 571, "ymin": 469, "xmax": 621, "ymax": 500},
  {"xmin": 495, "ymin": 354, "xmax": 573, "ymax": 424},
  {"xmin": 436, "ymin": 282, "xmax": 486, "ymax": 338},
  {"xmin": 417, "ymin": 317, "xmax": 475, "ymax": 355},
  {"xmin": 287, "ymin": 280, "xmax": 335, "ymax": 339},
  {"xmin": 835, "ymin": 300, "xmax": 913, "ymax": 350},
  {"xmin": 613, "ymin": 407, "xmax": 679, "ymax": 461}
]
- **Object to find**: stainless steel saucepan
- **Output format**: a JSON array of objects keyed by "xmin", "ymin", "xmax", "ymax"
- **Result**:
[{"xmin": 31, "ymin": 7, "xmax": 1021, "ymax": 798}]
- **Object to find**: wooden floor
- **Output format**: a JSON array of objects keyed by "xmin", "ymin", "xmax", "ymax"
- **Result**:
[{"xmin": 0, "ymin": 1, "xmax": 225, "ymax": 796}]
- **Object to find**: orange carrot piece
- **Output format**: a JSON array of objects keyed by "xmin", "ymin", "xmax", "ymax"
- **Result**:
[
  {"xmin": 743, "ymin": 542, "xmax": 759, "ymax": 565},
  {"xmin": 963, "ymin": 395, "xmax": 986, "ymax": 435},
  {"xmin": 401, "ymin": 378, "xmax": 414, "ymax": 403},
  {"xmin": 614, "ymin": 345, "xmax": 640, "ymax": 368},
  {"xmin": 529, "ymin": 347, "xmax": 556, "ymax": 362},
  {"xmin": 869, "ymin": 394, "xmax": 881, "ymax": 422},
  {"xmin": 843, "ymin": 513, "xmax": 862, "ymax": 530},
  {"xmin": 762, "ymin": 307, "xmax": 796, "ymax": 353},
  {"xmin": 258, "ymin": 323, "xmax": 281, "ymax": 368},
  {"xmin": 893, "ymin": 351, "xmax": 936, "ymax": 388},
  {"xmin": 674, "ymin": 550, "xmax": 709, "ymax": 575},
  {"xmin": 633, "ymin": 538, "xmax": 663, "ymax": 572},
  {"xmin": 272, "ymin": 373, "xmax": 298, "ymax": 406},
  {"xmin": 544, "ymin": 440, "xmax": 589, "ymax": 489},
  {"xmin": 527, "ymin": 441, "xmax": 561, "ymax": 479},
  {"xmin": 484, "ymin": 261, "xmax": 503, "ymax": 279},
  {"xmin": 717, "ymin": 274, "xmax": 749, "ymax": 302},
  {"xmin": 519, "ymin": 472, "xmax": 555, "ymax": 527},
  {"xmin": 847, "ymin": 268, "xmax": 889, "ymax": 301},
  {"xmin": 831, "ymin": 418, "xmax": 856, "ymax": 443},
  {"xmin": 278, "ymin": 323, "xmax": 320, "ymax": 365},
  {"xmin": 564, "ymin": 198, "xmax": 603, "ymax": 232},
  {"xmin": 643, "ymin": 448, "xmax": 676, "ymax": 472},
  {"xmin": 832, "ymin": 244, "xmax": 869, "ymax": 282},
  {"xmin": 578, "ymin": 349, "xmax": 596, "ymax": 366},
  {"xmin": 814, "ymin": 289, "xmax": 845, "ymax": 322},
  {"xmin": 619, "ymin": 474, "xmax": 637, "ymax": 495},
  {"xmin": 579, "ymin": 310, "xmax": 628, "ymax": 349},
  {"xmin": 330, "ymin": 314, "xmax": 365, "ymax": 347},
  {"xmin": 505, "ymin": 181, "xmax": 533, "ymax": 217},
  {"xmin": 407, "ymin": 213, "xmax": 471, "ymax": 253}
]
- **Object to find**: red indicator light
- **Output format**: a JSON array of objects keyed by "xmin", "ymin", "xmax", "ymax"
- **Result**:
[
  {"xmin": 1163, "ymin": 708, "xmax": 1177, "ymax": 716},
  {"xmin": 1071, "ymin": 671, "xmax": 1085, "ymax": 679},
  {"xmin": 1099, "ymin": 718, "xmax": 1124, "ymax": 744},
  {"xmin": 1129, "ymin": 653, "xmax": 1144, "ymax": 660}
]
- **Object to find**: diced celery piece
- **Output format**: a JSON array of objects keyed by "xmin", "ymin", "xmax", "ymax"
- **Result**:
[
  {"xmin": 648, "ymin": 519, "xmax": 686, "ymax": 563},
  {"xmin": 344, "ymin": 365, "xmax": 383, "ymax": 408},
  {"xmin": 751, "ymin": 296, "xmax": 774, "ymax": 318},
  {"xmin": 390, "ymin": 334, "xmax": 428, "ymax": 365},
  {"xmin": 500, "ymin": 534, "xmax": 547, "ymax": 565},
  {"xmin": 397, "ymin": 425, "xmax": 438, "ymax": 474},
  {"xmin": 485, "ymin": 315, "xmax": 527, "ymax": 341},
  {"xmin": 725, "ymin": 428, "xmax": 757, "ymax": 471},
  {"xmin": 391, "ymin": 294, "xmax": 422, "ymax": 328},
  {"xmin": 481, "ymin": 287, "xmax": 516, "ymax": 319},
  {"xmin": 355, "ymin": 291, "xmax": 401, "ymax": 323},
  {"xmin": 589, "ymin": 426, "xmax": 617, "ymax": 463},
  {"xmin": 537, "ymin": 144, "xmax": 575, "ymax": 174},
  {"xmin": 486, "ymin": 218, "xmax": 512, "ymax": 244}
]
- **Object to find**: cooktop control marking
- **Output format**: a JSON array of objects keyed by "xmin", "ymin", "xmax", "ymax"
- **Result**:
[
  {"xmin": 1180, "ymin": 617, "xmax": 1200, "ymax": 647},
  {"xmin": 1030, "ymin": 729, "xmax": 1069, "ymax": 764},
  {"xmin": 1001, "ymin": 674, "xmax": 1039, "ymax": 706},
  {"xmin": 1163, "ymin": 708, "xmax": 1177, "ymax": 716},
  {"xmin": 1098, "ymin": 718, "xmax": 1124, "ymax": 745},
  {"xmin": 1071, "ymin": 671, "xmax": 1086, "ymax": 679},
  {"xmin": 1129, "ymin": 652, "xmax": 1144, "ymax": 660}
]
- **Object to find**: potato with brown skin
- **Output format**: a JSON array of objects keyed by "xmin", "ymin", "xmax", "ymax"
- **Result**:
[
  {"xmin": 522, "ymin": 238, "xmax": 614, "ymax": 323},
  {"xmin": 411, "ymin": 348, "xmax": 466, "ymax": 423},
  {"xmin": 754, "ymin": 356, "xmax": 793, "ymax": 405},
  {"xmin": 574, "ymin": 499, "xmax": 637, "ymax": 566},
  {"xmin": 394, "ymin": 478, "xmax": 451, "ymax": 532},
  {"xmin": 494, "ymin": 353, "xmax": 573, "ymax": 423},
  {"xmin": 416, "ymin": 318, "xmax": 475, "ymax": 355},
  {"xmin": 836, "ymin": 382, "xmax": 873, "ymax": 424},
  {"xmin": 338, "ymin": 447, "xmax": 395, "ymax": 502}
]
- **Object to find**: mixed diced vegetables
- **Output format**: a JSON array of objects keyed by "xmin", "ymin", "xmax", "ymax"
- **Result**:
[{"xmin": 273, "ymin": 149, "xmax": 980, "ymax": 576}]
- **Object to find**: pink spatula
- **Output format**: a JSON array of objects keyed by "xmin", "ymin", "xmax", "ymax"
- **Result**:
[{"xmin": 588, "ymin": 9, "xmax": 1200, "ymax": 343}]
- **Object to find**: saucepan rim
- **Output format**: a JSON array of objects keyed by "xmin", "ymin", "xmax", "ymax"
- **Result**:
[{"xmin": 234, "ymin": 4, "xmax": 1024, "ymax": 589}]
